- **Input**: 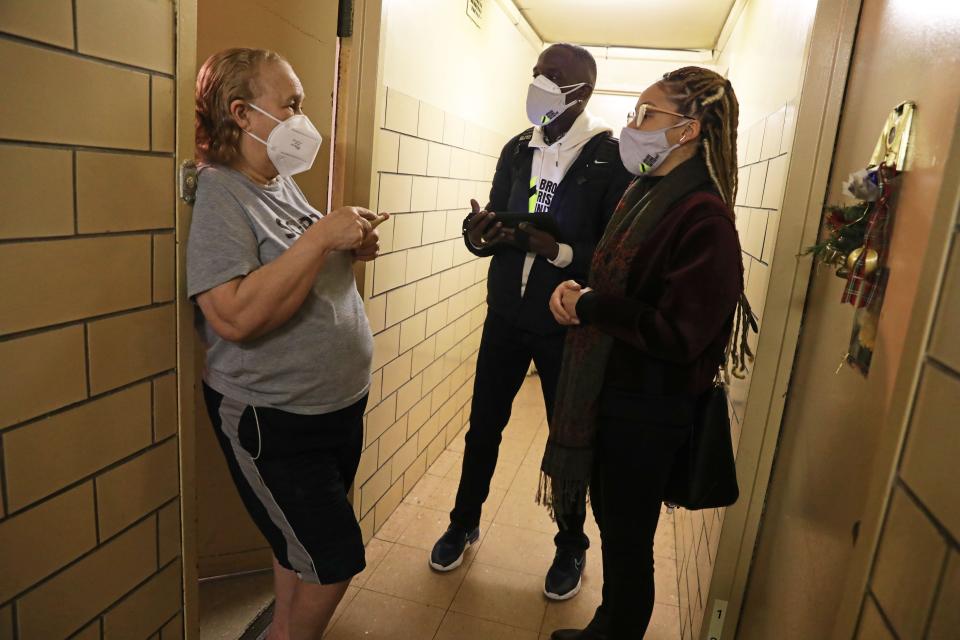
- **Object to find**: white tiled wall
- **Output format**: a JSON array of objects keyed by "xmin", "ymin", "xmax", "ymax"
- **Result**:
[
  {"xmin": 676, "ymin": 100, "xmax": 797, "ymax": 640},
  {"xmin": 352, "ymin": 88, "xmax": 509, "ymax": 542},
  {"xmin": 727, "ymin": 101, "xmax": 797, "ymax": 427}
]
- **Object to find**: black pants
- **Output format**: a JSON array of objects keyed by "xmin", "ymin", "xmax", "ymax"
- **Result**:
[
  {"xmin": 588, "ymin": 417, "xmax": 689, "ymax": 638},
  {"xmin": 450, "ymin": 311, "xmax": 588, "ymax": 552}
]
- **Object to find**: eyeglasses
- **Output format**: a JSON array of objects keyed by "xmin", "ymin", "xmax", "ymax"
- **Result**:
[{"xmin": 626, "ymin": 103, "xmax": 691, "ymax": 126}]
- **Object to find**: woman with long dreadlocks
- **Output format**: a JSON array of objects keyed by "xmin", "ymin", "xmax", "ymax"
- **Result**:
[{"xmin": 543, "ymin": 66, "xmax": 748, "ymax": 639}]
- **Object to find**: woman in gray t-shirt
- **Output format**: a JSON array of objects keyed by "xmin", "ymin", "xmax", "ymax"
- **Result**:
[{"xmin": 187, "ymin": 48, "xmax": 386, "ymax": 638}]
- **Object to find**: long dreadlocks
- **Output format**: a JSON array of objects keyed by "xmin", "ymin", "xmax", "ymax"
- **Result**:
[
  {"xmin": 660, "ymin": 66, "xmax": 740, "ymax": 205},
  {"xmin": 660, "ymin": 66, "xmax": 756, "ymax": 379}
]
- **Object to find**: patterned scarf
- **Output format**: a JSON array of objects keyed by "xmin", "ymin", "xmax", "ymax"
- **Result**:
[{"xmin": 538, "ymin": 156, "xmax": 715, "ymax": 517}]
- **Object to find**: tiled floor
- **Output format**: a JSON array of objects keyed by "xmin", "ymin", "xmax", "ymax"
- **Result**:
[{"xmin": 325, "ymin": 375, "xmax": 681, "ymax": 639}]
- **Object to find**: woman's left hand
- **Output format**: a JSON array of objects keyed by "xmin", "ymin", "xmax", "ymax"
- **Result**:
[
  {"xmin": 560, "ymin": 285, "xmax": 586, "ymax": 324},
  {"xmin": 551, "ymin": 280, "xmax": 582, "ymax": 326},
  {"xmin": 353, "ymin": 211, "xmax": 388, "ymax": 262},
  {"xmin": 353, "ymin": 228, "xmax": 380, "ymax": 262}
]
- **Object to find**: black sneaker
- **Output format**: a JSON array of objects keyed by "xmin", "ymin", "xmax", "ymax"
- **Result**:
[
  {"xmin": 550, "ymin": 609, "xmax": 609, "ymax": 639},
  {"xmin": 544, "ymin": 548, "xmax": 586, "ymax": 600},
  {"xmin": 549, "ymin": 628, "xmax": 607, "ymax": 640},
  {"xmin": 429, "ymin": 524, "xmax": 480, "ymax": 572}
]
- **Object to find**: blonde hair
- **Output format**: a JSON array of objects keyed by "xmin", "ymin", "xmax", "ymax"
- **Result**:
[
  {"xmin": 659, "ymin": 66, "xmax": 740, "ymax": 205},
  {"xmin": 660, "ymin": 67, "xmax": 755, "ymax": 378},
  {"xmin": 195, "ymin": 48, "xmax": 287, "ymax": 165}
]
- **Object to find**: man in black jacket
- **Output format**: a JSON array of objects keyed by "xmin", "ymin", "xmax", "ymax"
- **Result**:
[{"xmin": 428, "ymin": 43, "xmax": 632, "ymax": 600}]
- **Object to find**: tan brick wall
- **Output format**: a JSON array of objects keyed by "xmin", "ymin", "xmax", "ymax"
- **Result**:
[
  {"xmin": 675, "ymin": 100, "xmax": 797, "ymax": 640},
  {"xmin": 352, "ymin": 87, "xmax": 507, "ymax": 542},
  {"xmin": 0, "ymin": 2, "xmax": 182, "ymax": 638}
]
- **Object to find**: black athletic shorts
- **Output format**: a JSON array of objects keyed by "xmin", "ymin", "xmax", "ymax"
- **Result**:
[{"xmin": 202, "ymin": 382, "xmax": 368, "ymax": 584}]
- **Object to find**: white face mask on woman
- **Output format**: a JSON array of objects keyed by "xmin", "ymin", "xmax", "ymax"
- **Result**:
[
  {"xmin": 525, "ymin": 74, "xmax": 586, "ymax": 126},
  {"xmin": 618, "ymin": 120, "xmax": 691, "ymax": 176},
  {"xmin": 244, "ymin": 102, "xmax": 323, "ymax": 176}
]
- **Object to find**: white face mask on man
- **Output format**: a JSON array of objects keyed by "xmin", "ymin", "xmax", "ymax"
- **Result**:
[
  {"xmin": 244, "ymin": 102, "xmax": 323, "ymax": 176},
  {"xmin": 525, "ymin": 74, "xmax": 586, "ymax": 126}
]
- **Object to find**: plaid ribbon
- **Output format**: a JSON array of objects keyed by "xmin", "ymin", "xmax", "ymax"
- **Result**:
[{"xmin": 841, "ymin": 164, "xmax": 894, "ymax": 308}]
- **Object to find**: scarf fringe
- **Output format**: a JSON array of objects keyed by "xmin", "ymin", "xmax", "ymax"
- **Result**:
[
  {"xmin": 537, "ymin": 441, "xmax": 593, "ymax": 520},
  {"xmin": 535, "ymin": 472, "xmax": 555, "ymax": 519},
  {"xmin": 536, "ymin": 471, "xmax": 591, "ymax": 521}
]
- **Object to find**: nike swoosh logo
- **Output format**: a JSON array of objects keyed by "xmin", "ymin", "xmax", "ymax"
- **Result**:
[
  {"xmin": 574, "ymin": 558, "xmax": 583, "ymax": 570},
  {"xmin": 594, "ymin": 160, "xmax": 609, "ymax": 164}
]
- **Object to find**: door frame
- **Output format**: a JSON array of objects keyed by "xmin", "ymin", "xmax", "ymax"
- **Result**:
[
  {"xmin": 703, "ymin": 0, "xmax": 864, "ymax": 637},
  {"xmin": 173, "ymin": 0, "xmax": 199, "ymax": 636}
]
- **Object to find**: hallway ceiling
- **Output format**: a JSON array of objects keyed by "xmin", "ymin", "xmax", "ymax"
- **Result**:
[{"xmin": 512, "ymin": 0, "xmax": 739, "ymax": 50}]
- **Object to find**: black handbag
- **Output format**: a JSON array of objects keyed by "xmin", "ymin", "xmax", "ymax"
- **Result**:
[
  {"xmin": 663, "ymin": 381, "xmax": 739, "ymax": 510},
  {"xmin": 664, "ymin": 292, "xmax": 755, "ymax": 510}
]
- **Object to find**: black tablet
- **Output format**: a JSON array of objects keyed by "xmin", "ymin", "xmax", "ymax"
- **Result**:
[{"xmin": 490, "ymin": 212, "xmax": 562, "ymax": 240}]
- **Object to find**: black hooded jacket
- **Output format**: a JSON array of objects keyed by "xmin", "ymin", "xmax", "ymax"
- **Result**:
[{"xmin": 464, "ymin": 127, "xmax": 633, "ymax": 335}]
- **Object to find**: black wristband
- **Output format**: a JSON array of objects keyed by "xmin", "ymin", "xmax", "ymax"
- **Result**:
[{"xmin": 461, "ymin": 212, "xmax": 474, "ymax": 238}]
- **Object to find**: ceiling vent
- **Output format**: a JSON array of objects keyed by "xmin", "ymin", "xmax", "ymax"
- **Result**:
[{"xmin": 467, "ymin": 0, "xmax": 482, "ymax": 28}]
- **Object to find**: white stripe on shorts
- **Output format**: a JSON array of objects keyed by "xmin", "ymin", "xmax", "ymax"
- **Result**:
[{"xmin": 217, "ymin": 395, "xmax": 321, "ymax": 582}]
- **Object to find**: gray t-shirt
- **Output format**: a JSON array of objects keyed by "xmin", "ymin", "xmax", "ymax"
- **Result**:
[{"xmin": 187, "ymin": 165, "xmax": 372, "ymax": 414}]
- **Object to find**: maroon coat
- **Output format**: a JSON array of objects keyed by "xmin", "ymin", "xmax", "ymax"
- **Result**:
[{"xmin": 576, "ymin": 187, "xmax": 742, "ymax": 421}]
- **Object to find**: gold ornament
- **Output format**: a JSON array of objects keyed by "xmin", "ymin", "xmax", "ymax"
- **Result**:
[{"xmin": 846, "ymin": 247, "xmax": 880, "ymax": 275}]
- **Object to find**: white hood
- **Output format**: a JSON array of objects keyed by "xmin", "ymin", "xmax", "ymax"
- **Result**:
[
  {"xmin": 529, "ymin": 110, "xmax": 613, "ymax": 166},
  {"xmin": 520, "ymin": 110, "xmax": 613, "ymax": 297},
  {"xmin": 527, "ymin": 110, "xmax": 613, "ymax": 216}
]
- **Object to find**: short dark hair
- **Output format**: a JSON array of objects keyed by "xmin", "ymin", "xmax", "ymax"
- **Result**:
[{"xmin": 549, "ymin": 43, "xmax": 597, "ymax": 86}]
